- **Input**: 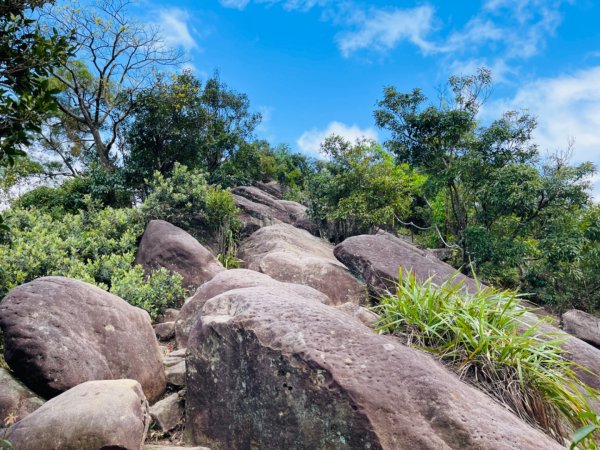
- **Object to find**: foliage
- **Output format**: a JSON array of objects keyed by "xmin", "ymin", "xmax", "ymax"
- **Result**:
[
  {"xmin": 124, "ymin": 71, "xmax": 261, "ymax": 190},
  {"xmin": 40, "ymin": 0, "xmax": 181, "ymax": 172},
  {"xmin": 141, "ymin": 163, "xmax": 240, "ymax": 253},
  {"xmin": 307, "ymin": 135, "xmax": 424, "ymax": 241},
  {"xmin": 0, "ymin": 202, "xmax": 184, "ymax": 319},
  {"xmin": 0, "ymin": 0, "xmax": 72, "ymax": 167},
  {"xmin": 375, "ymin": 271, "xmax": 599, "ymax": 443}
]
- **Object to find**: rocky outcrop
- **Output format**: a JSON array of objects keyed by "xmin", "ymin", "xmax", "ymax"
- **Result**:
[
  {"xmin": 5, "ymin": 379, "xmax": 150, "ymax": 450},
  {"xmin": 185, "ymin": 286, "xmax": 561, "ymax": 450},
  {"xmin": 150, "ymin": 391, "xmax": 185, "ymax": 432},
  {"xmin": 175, "ymin": 269, "xmax": 330, "ymax": 348},
  {"xmin": 335, "ymin": 233, "xmax": 600, "ymax": 392},
  {"xmin": 239, "ymin": 224, "xmax": 366, "ymax": 306},
  {"xmin": 0, "ymin": 277, "xmax": 166, "ymax": 402},
  {"xmin": 334, "ymin": 232, "xmax": 479, "ymax": 295},
  {"xmin": 232, "ymin": 186, "xmax": 316, "ymax": 235},
  {"xmin": 0, "ymin": 368, "xmax": 44, "ymax": 424},
  {"xmin": 563, "ymin": 309, "xmax": 600, "ymax": 348},
  {"xmin": 135, "ymin": 220, "xmax": 224, "ymax": 290}
]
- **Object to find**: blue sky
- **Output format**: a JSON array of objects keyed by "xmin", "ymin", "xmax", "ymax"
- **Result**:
[{"xmin": 138, "ymin": 0, "xmax": 600, "ymax": 197}]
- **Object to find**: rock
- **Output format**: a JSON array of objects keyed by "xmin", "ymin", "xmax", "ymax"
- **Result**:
[
  {"xmin": 169, "ymin": 348, "xmax": 187, "ymax": 358},
  {"xmin": 158, "ymin": 308, "xmax": 181, "ymax": 323},
  {"xmin": 135, "ymin": 220, "xmax": 224, "ymax": 290},
  {"xmin": 155, "ymin": 322, "xmax": 176, "ymax": 341},
  {"xmin": 143, "ymin": 446, "xmax": 210, "ymax": 450},
  {"xmin": 0, "ymin": 368, "xmax": 45, "ymax": 424},
  {"xmin": 149, "ymin": 392, "xmax": 184, "ymax": 432},
  {"xmin": 0, "ymin": 276, "xmax": 166, "ymax": 402},
  {"xmin": 239, "ymin": 224, "xmax": 366, "ymax": 306},
  {"xmin": 232, "ymin": 186, "xmax": 316, "ymax": 235},
  {"xmin": 185, "ymin": 286, "xmax": 560, "ymax": 449},
  {"xmin": 254, "ymin": 180, "xmax": 283, "ymax": 198},
  {"xmin": 163, "ymin": 354, "xmax": 185, "ymax": 368},
  {"xmin": 175, "ymin": 269, "xmax": 330, "ymax": 347},
  {"xmin": 334, "ymin": 232, "xmax": 479, "ymax": 296},
  {"xmin": 6, "ymin": 379, "xmax": 150, "ymax": 450},
  {"xmin": 335, "ymin": 233, "xmax": 600, "ymax": 392},
  {"xmin": 166, "ymin": 360, "xmax": 186, "ymax": 387},
  {"xmin": 335, "ymin": 302, "xmax": 380, "ymax": 328},
  {"xmin": 562, "ymin": 309, "xmax": 600, "ymax": 348}
]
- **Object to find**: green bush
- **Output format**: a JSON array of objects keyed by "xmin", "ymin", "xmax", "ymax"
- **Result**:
[
  {"xmin": 375, "ymin": 271, "xmax": 599, "ymax": 443},
  {"xmin": 141, "ymin": 163, "xmax": 240, "ymax": 253},
  {"xmin": 0, "ymin": 202, "xmax": 184, "ymax": 319}
]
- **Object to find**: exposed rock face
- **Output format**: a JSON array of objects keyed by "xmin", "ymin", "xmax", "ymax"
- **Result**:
[
  {"xmin": 175, "ymin": 269, "xmax": 330, "ymax": 348},
  {"xmin": 6, "ymin": 379, "xmax": 150, "ymax": 450},
  {"xmin": 334, "ymin": 232, "xmax": 479, "ymax": 295},
  {"xmin": 155, "ymin": 322, "xmax": 176, "ymax": 341},
  {"xmin": 232, "ymin": 186, "xmax": 316, "ymax": 235},
  {"xmin": 0, "ymin": 368, "xmax": 45, "ymax": 424},
  {"xmin": 0, "ymin": 277, "xmax": 166, "ymax": 402},
  {"xmin": 150, "ymin": 391, "xmax": 185, "ymax": 432},
  {"xmin": 239, "ymin": 224, "xmax": 366, "ymax": 306},
  {"xmin": 185, "ymin": 286, "xmax": 560, "ymax": 450},
  {"xmin": 563, "ymin": 309, "xmax": 600, "ymax": 348},
  {"xmin": 135, "ymin": 220, "xmax": 224, "ymax": 290},
  {"xmin": 335, "ymin": 233, "xmax": 600, "ymax": 392}
]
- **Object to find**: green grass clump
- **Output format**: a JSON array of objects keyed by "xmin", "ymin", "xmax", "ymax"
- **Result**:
[{"xmin": 374, "ymin": 270, "xmax": 599, "ymax": 445}]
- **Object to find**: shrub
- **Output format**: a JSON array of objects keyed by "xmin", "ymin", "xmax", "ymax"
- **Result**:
[
  {"xmin": 0, "ymin": 203, "xmax": 184, "ymax": 319},
  {"xmin": 375, "ymin": 271, "xmax": 599, "ymax": 443},
  {"xmin": 141, "ymin": 163, "xmax": 240, "ymax": 253}
]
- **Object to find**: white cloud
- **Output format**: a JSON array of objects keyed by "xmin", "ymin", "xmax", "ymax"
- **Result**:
[
  {"xmin": 220, "ymin": 0, "xmax": 251, "ymax": 10},
  {"xmin": 297, "ymin": 121, "xmax": 378, "ymax": 156},
  {"xmin": 158, "ymin": 9, "xmax": 197, "ymax": 51},
  {"xmin": 483, "ymin": 66, "xmax": 600, "ymax": 200},
  {"xmin": 336, "ymin": 6, "xmax": 437, "ymax": 57}
]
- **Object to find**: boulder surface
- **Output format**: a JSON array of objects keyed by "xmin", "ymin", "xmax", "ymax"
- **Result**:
[
  {"xmin": 135, "ymin": 220, "xmax": 224, "ymax": 290},
  {"xmin": 0, "ymin": 276, "xmax": 166, "ymax": 402},
  {"xmin": 239, "ymin": 224, "xmax": 366, "ymax": 305},
  {"xmin": 563, "ymin": 309, "xmax": 600, "ymax": 348},
  {"xmin": 5, "ymin": 379, "xmax": 150, "ymax": 450},
  {"xmin": 175, "ymin": 268, "xmax": 330, "ymax": 347},
  {"xmin": 185, "ymin": 286, "xmax": 561, "ymax": 450},
  {"xmin": 0, "ymin": 368, "xmax": 44, "ymax": 424}
]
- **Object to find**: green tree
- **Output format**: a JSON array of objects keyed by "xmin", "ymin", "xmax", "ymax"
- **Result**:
[
  {"xmin": 307, "ymin": 135, "xmax": 424, "ymax": 241},
  {"xmin": 124, "ymin": 71, "xmax": 261, "ymax": 189}
]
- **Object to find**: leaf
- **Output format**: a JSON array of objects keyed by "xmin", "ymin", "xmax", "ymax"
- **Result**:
[{"xmin": 570, "ymin": 424, "xmax": 599, "ymax": 450}]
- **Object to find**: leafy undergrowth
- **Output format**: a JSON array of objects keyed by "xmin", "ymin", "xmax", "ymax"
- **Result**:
[{"xmin": 374, "ymin": 271, "xmax": 599, "ymax": 446}]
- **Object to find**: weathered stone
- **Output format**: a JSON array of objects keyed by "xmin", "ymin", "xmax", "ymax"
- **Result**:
[
  {"xmin": 335, "ymin": 302, "xmax": 380, "ymax": 328},
  {"xmin": 149, "ymin": 392, "xmax": 184, "ymax": 432},
  {"xmin": 239, "ymin": 224, "xmax": 366, "ymax": 306},
  {"xmin": 163, "ymin": 354, "xmax": 185, "ymax": 368},
  {"xmin": 254, "ymin": 180, "xmax": 283, "ymax": 198},
  {"xmin": 0, "ymin": 277, "xmax": 166, "ymax": 402},
  {"xmin": 335, "ymin": 233, "xmax": 600, "ymax": 392},
  {"xmin": 135, "ymin": 220, "xmax": 224, "ymax": 290},
  {"xmin": 155, "ymin": 322, "xmax": 176, "ymax": 341},
  {"xmin": 166, "ymin": 360, "xmax": 186, "ymax": 387},
  {"xmin": 0, "ymin": 368, "xmax": 44, "ymax": 424},
  {"xmin": 563, "ymin": 309, "xmax": 600, "ymax": 348},
  {"xmin": 334, "ymin": 231, "xmax": 479, "ymax": 296},
  {"xmin": 158, "ymin": 308, "xmax": 181, "ymax": 324},
  {"xmin": 143, "ymin": 446, "xmax": 210, "ymax": 450},
  {"xmin": 6, "ymin": 379, "xmax": 150, "ymax": 450},
  {"xmin": 169, "ymin": 348, "xmax": 187, "ymax": 358},
  {"xmin": 186, "ymin": 286, "xmax": 560, "ymax": 450},
  {"xmin": 175, "ymin": 269, "xmax": 330, "ymax": 347}
]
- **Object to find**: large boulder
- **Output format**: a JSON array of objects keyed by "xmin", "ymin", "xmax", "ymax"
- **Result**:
[
  {"xmin": 334, "ymin": 232, "xmax": 479, "ymax": 295},
  {"xmin": 135, "ymin": 220, "xmax": 224, "ymax": 290},
  {"xmin": 0, "ymin": 368, "xmax": 45, "ymax": 424},
  {"xmin": 239, "ymin": 224, "xmax": 366, "ymax": 306},
  {"xmin": 0, "ymin": 277, "xmax": 166, "ymax": 402},
  {"xmin": 232, "ymin": 186, "xmax": 316, "ymax": 235},
  {"xmin": 562, "ymin": 309, "xmax": 600, "ymax": 348},
  {"xmin": 334, "ymin": 233, "xmax": 600, "ymax": 392},
  {"xmin": 6, "ymin": 379, "xmax": 150, "ymax": 450},
  {"xmin": 175, "ymin": 269, "xmax": 330, "ymax": 348},
  {"xmin": 185, "ymin": 286, "xmax": 561, "ymax": 450}
]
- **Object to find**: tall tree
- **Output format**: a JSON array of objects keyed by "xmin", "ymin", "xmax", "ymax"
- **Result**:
[{"xmin": 41, "ymin": 0, "xmax": 181, "ymax": 173}]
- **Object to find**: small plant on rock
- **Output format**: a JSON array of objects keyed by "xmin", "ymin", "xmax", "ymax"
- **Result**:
[{"xmin": 375, "ymin": 271, "xmax": 600, "ymax": 444}]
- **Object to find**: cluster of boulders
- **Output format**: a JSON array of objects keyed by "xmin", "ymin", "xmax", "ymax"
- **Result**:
[{"xmin": 0, "ymin": 181, "xmax": 598, "ymax": 449}]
